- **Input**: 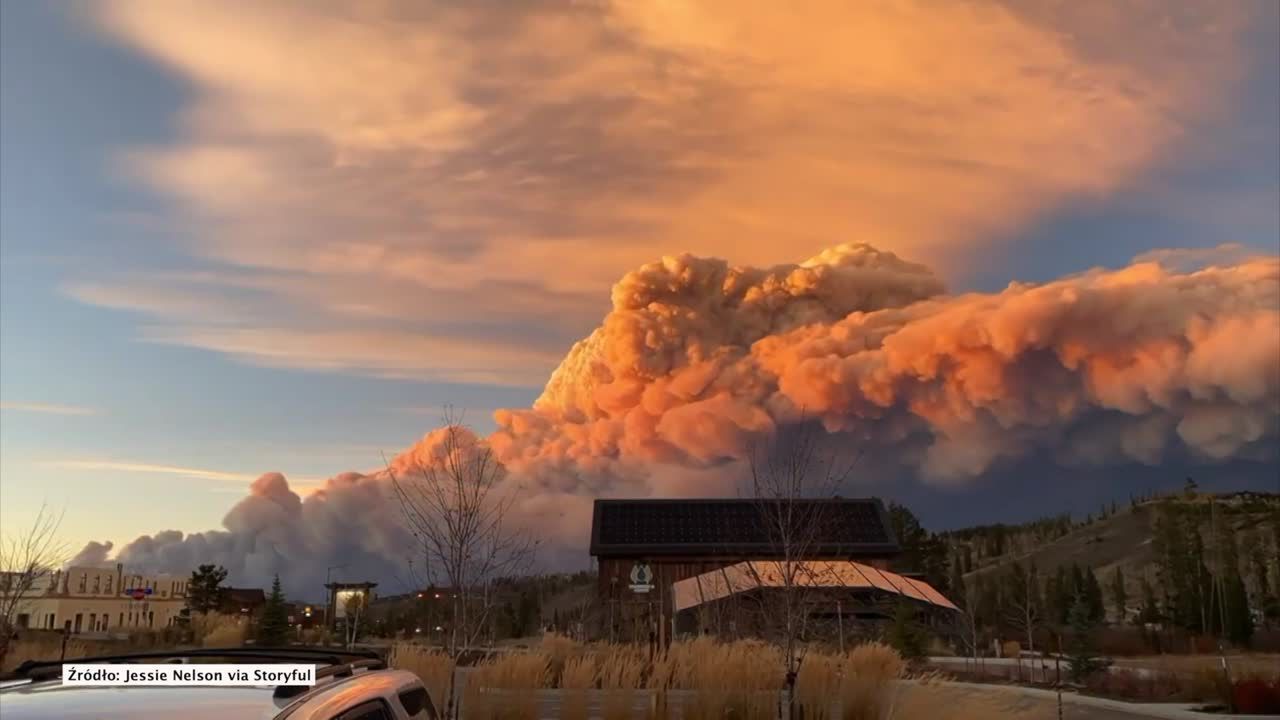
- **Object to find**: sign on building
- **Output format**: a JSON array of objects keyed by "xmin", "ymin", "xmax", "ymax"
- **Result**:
[{"xmin": 629, "ymin": 562, "xmax": 654, "ymax": 593}]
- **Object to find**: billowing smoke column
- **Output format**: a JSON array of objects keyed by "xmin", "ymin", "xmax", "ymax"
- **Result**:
[{"xmin": 96, "ymin": 244, "xmax": 1280, "ymax": 593}]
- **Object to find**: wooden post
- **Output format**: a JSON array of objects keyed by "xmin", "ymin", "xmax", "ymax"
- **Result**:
[{"xmin": 837, "ymin": 598, "xmax": 844, "ymax": 653}]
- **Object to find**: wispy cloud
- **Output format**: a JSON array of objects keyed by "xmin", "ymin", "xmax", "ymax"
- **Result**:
[
  {"xmin": 1, "ymin": 402, "xmax": 100, "ymax": 416},
  {"xmin": 44, "ymin": 459, "xmax": 322, "ymax": 493},
  {"xmin": 68, "ymin": 0, "xmax": 1264, "ymax": 386}
]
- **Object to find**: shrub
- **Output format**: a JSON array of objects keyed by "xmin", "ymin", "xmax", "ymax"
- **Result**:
[
  {"xmin": 1233, "ymin": 677, "xmax": 1280, "ymax": 715},
  {"xmin": 463, "ymin": 651, "xmax": 549, "ymax": 720},
  {"xmin": 388, "ymin": 643, "xmax": 454, "ymax": 715},
  {"xmin": 560, "ymin": 654, "xmax": 598, "ymax": 720},
  {"xmin": 840, "ymin": 642, "xmax": 903, "ymax": 720},
  {"xmin": 189, "ymin": 613, "xmax": 245, "ymax": 648}
]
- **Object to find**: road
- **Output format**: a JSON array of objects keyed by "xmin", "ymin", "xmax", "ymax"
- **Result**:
[{"xmin": 897, "ymin": 682, "xmax": 1214, "ymax": 720}]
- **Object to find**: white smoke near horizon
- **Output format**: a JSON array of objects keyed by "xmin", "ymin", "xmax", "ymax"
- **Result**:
[{"xmin": 91, "ymin": 244, "xmax": 1280, "ymax": 594}]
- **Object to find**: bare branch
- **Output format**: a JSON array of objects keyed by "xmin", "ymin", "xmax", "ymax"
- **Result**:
[
  {"xmin": 0, "ymin": 504, "xmax": 68, "ymax": 663},
  {"xmin": 386, "ymin": 410, "xmax": 536, "ymax": 656}
]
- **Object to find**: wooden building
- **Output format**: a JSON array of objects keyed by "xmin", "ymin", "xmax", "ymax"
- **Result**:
[{"xmin": 589, "ymin": 498, "xmax": 910, "ymax": 646}]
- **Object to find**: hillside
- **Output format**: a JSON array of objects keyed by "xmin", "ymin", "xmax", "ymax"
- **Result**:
[{"xmin": 948, "ymin": 490, "xmax": 1279, "ymax": 621}]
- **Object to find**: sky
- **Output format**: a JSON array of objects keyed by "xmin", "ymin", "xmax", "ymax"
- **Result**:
[{"xmin": 1, "ymin": 1, "xmax": 1277, "ymax": 581}]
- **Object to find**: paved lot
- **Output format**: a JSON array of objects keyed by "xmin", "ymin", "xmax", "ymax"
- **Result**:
[
  {"xmin": 896, "ymin": 682, "xmax": 1210, "ymax": 720},
  {"xmin": 460, "ymin": 682, "xmax": 1218, "ymax": 719}
]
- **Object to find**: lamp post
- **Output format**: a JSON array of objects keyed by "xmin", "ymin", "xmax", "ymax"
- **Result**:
[{"xmin": 323, "ymin": 564, "xmax": 347, "ymax": 632}]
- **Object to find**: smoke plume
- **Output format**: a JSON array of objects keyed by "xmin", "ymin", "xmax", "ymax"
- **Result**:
[{"xmin": 95, "ymin": 244, "xmax": 1280, "ymax": 594}]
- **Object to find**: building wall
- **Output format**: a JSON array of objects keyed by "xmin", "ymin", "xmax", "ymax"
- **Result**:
[
  {"xmin": 10, "ymin": 565, "xmax": 190, "ymax": 634},
  {"xmin": 15, "ymin": 596, "xmax": 187, "ymax": 633}
]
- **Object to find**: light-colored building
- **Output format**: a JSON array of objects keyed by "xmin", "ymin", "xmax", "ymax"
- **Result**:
[{"xmin": 5, "ymin": 564, "xmax": 191, "ymax": 635}]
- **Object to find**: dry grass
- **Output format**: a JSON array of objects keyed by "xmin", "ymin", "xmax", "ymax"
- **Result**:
[
  {"xmin": 189, "ymin": 612, "xmax": 245, "ymax": 648},
  {"xmin": 389, "ymin": 642, "xmax": 455, "ymax": 713},
  {"xmin": 1, "ymin": 634, "xmax": 116, "ymax": 673},
  {"xmin": 676, "ymin": 639, "xmax": 783, "ymax": 720},
  {"xmin": 797, "ymin": 652, "xmax": 842, "ymax": 720},
  {"xmin": 450, "ymin": 638, "xmax": 906, "ymax": 720},
  {"xmin": 840, "ymin": 643, "xmax": 904, "ymax": 720},
  {"xmin": 561, "ymin": 653, "xmax": 599, "ymax": 720},
  {"xmin": 463, "ymin": 651, "xmax": 550, "ymax": 720},
  {"xmin": 598, "ymin": 645, "xmax": 645, "ymax": 720},
  {"xmin": 541, "ymin": 632, "xmax": 582, "ymax": 686}
]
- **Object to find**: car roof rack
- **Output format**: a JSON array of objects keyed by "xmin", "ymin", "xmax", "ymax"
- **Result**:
[
  {"xmin": 9, "ymin": 646, "xmax": 383, "ymax": 683},
  {"xmin": 273, "ymin": 657, "xmax": 386, "ymax": 699}
]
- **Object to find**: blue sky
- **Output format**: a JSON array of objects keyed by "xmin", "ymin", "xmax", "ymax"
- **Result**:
[{"xmin": 1, "ymin": 1, "xmax": 1277, "ymax": 556}]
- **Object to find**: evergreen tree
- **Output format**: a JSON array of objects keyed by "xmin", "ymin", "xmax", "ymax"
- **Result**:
[
  {"xmin": 886, "ymin": 601, "xmax": 927, "ymax": 661},
  {"xmin": 1224, "ymin": 573, "xmax": 1253, "ymax": 647},
  {"xmin": 1136, "ymin": 575, "xmax": 1161, "ymax": 625},
  {"xmin": 256, "ymin": 575, "xmax": 290, "ymax": 646},
  {"xmin": 949, "ymin": 556, "xmax": 966, "ymax": 607},
  {"xmin": 187, "ymin": 564, "xmax": 228, "ymax": 614},
  {"xmin": 1066, "ymin": 593, "xmax": 1110, "ymax": 683},
  {"xmin": 1248, "ymin": 532, "xmax": 1272, "ymax": 608},
  {"xmin": 1109, "ymin": 567, "xmax": 1127, "ymax": 623},
  {"xmin": 1085, "ymin": 569, "xmax": 1105, "ymax": 624},
  {"xmin": 888, "ymin": 503, "xmax": 951, "ymax": 591},
  {"xmin": 1047, "ymin": 565, "xmax": 1071, "ymax": 626}
]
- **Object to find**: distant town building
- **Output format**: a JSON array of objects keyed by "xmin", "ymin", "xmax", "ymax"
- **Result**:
[
  {"xmin": 5, "ymin": 564, "xmax": 191, "ymax": 635},
  {"xmin": 219, "ymin": 587, "xmax": 267, "ymax": 620}
]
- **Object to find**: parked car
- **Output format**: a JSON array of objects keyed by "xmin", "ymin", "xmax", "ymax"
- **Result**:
[{"xmin": 0, "ymin": 647, "xmax": 437, "ymax": 720}]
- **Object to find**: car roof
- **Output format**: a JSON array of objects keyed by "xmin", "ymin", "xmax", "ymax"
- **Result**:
[
  {"xmin": 0, "ymin": 682, "xmax": 286, "ymax": 720},
  {"xmin": 0, "ymin": 668, "xmax": 426, "ymax": 720},
  {"xmin": 279, "ymin": 668, "xmax": 424, "ymax": 719}
]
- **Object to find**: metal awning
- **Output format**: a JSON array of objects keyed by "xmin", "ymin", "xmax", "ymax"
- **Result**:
[{"xmin": 671, "ymin": 560, "xmax": 958, "ymax": 613}]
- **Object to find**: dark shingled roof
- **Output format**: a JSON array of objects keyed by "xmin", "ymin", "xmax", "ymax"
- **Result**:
[{"xmin": 590, "ymin": 498, "xmax": 899, "ymax": 558}]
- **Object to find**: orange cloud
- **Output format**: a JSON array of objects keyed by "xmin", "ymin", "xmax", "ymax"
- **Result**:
[{"xmin": 78, "ymin": 1, "xmax": 1261, "ymax": 385}]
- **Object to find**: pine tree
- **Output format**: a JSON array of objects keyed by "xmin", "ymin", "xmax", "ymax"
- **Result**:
[
  {"xmin": 257, "ymin": 575, "xmax": 290, "ymax": 646},
  {"xmin": 1085, "ymin": 569, "xmax": 1105, "ymax": 624},
  {"xmin": 187, "ymin": 564, "xmax": 228, "ymax": 614},
  {"xmin": 1137, "ymin": 575, "xmax": 1161, "ymax": 625},
  {"xmin": 1110, "ymin": 567, "xmax": 1127, "ymax": 623},
  {"xmin": 949, "ymin": 556, "xmax": 966, "ymax": 607},
  {"xmin": 1066, "ymin": 593, "xmax": 1110, "ymax": 683},
  {"xmin": 1224, "ymin": 573, "xmax": 1253, "ymax": 647},
  {"xmin": 1048, "ymin": 565, "xmax": 1071, "ymax": 626},
  {"xmin": 886, "ymin": 601, "xmax": 927, "ymax": 661}
]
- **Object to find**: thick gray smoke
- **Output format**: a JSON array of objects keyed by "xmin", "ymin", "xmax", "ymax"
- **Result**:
[{"xmin": 89, "ymin": 244, "xmax": 1280, "ymax": 595}]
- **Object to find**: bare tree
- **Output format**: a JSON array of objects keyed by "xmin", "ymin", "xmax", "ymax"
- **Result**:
[
  {"xmin": 0, "ymin": 504, "xmax": 66, "ymax": 664},
  {"xmin": 1003, "ymin": 562, "xmax": 1041, "ymax": 657},
  {"xmin": 388, "ymin": 411, "xmax": 536, "ymax": 657},
  {"xmin": 743, "ymin": 422, "xmax": 855, "ymax": 718},
  {"xmin": 342, "ymin": 592, "xmax": 366, "ymax": 649}
]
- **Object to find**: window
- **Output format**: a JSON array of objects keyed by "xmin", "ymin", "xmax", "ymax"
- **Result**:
[
  {"xmin": 89, "ymin": 613, "xmax": 97, "ymax": 631},
  {"xmin": 74, "ymin": 614, "xmax": 83, "ymax": 633},
  {"xmin": 332, "ymin": 700, "xmax": 393, "ymax": 720},
  {"xmin": 92, "ymin": 576, "xmax": 100, "ymax": 594},
  {"xmin": 398, "ymin": 685, "xmax": 436, "ymax": 719},
  {"xmin": 77, "ymin": 575, "xmax": 87, "ymax": 593},
  {"xmin": 102, "ymin": 614, "xmax": 109, "ymax": 631},
  {"xmin": 15, "ymin": 614, "xmax": 29, "ymax": 629},
  {"xmin": 105, "ymin": 576, "xmax": 113, "ymax": 595},
  {"xmin": 118, "ymin": 613, "xmax": 124, "ymax": 627}
]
